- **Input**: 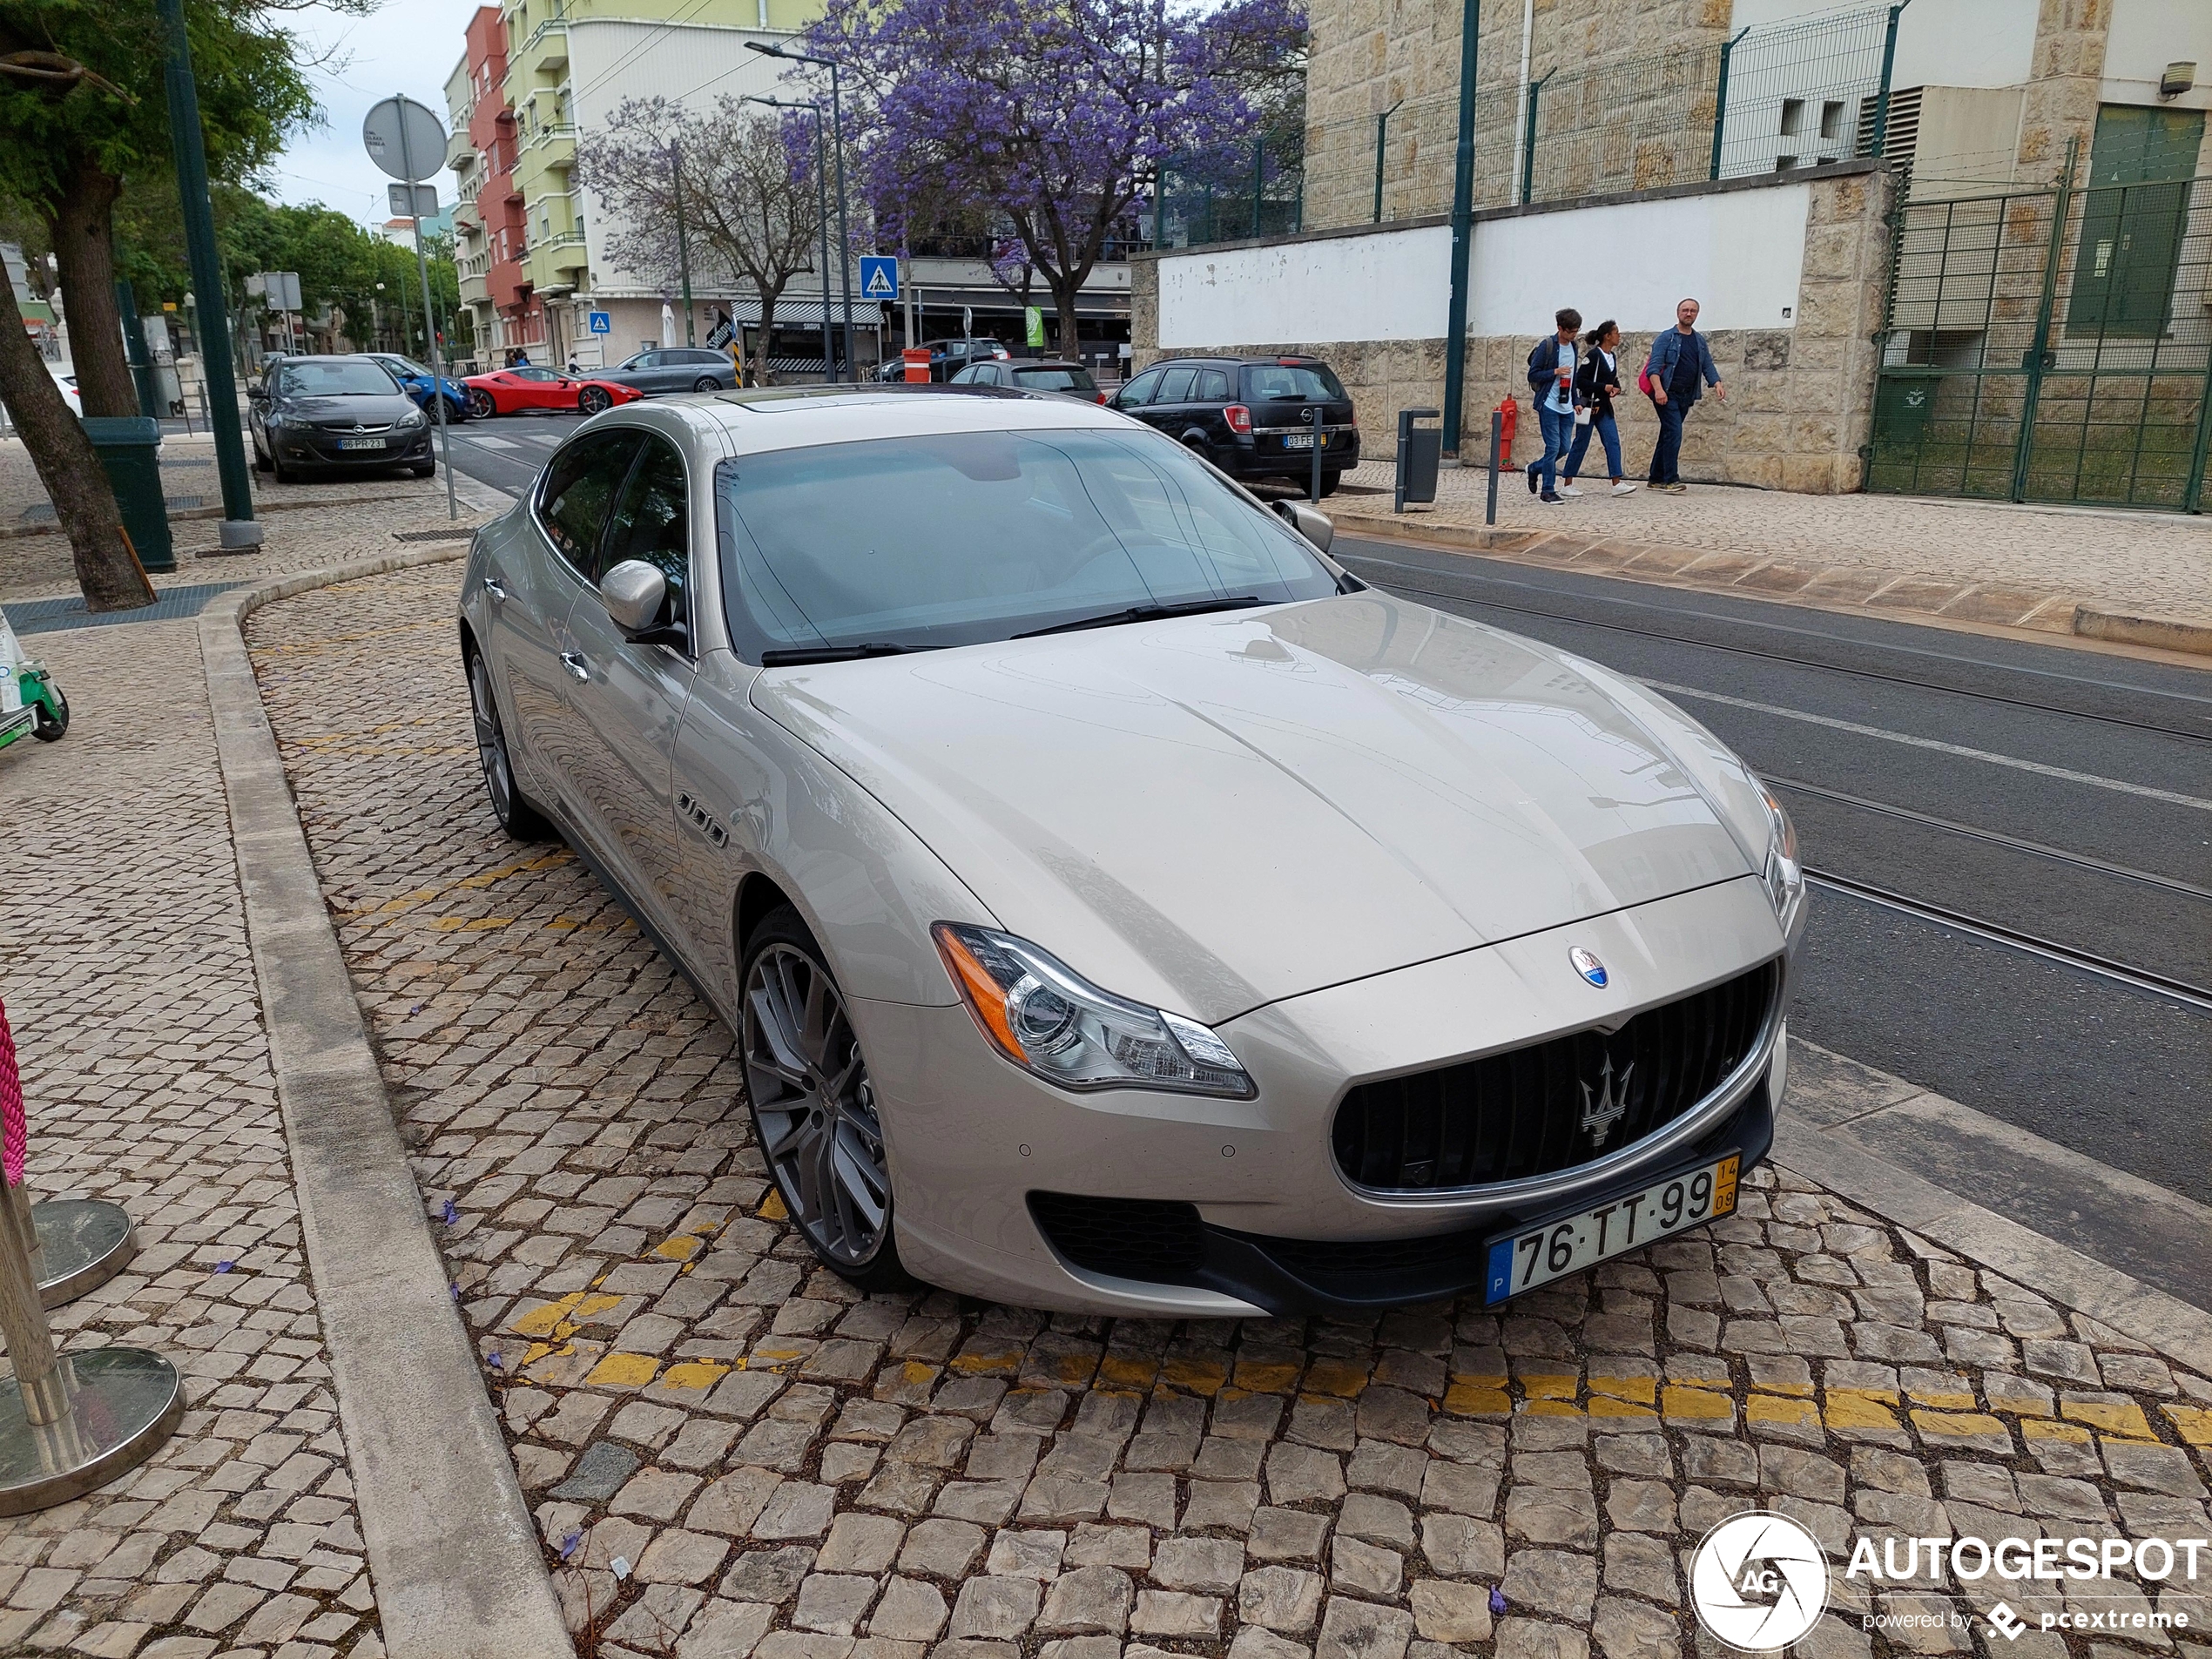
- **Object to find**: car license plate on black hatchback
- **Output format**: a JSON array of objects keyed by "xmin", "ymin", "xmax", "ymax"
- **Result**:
[
  {"xmin": 1482, "ymin": 1153, "xmax": 1738, "ymax": 1304},
  {"xmin": 337, "ymin": 437, "xmax": 385, "ymax": 450}
]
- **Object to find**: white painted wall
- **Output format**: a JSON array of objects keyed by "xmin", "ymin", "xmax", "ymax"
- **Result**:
[
  {"xmin": 1155, "ymin": 183, "xmax": 1811, "ymax": 348},
  {"xmin": 1725, "ymin": 0, "xmax": 2037, "ymax": 91},
  {"xmin": 2104, "ymin": 0, "xmax": 2212, "ymax": 110}
]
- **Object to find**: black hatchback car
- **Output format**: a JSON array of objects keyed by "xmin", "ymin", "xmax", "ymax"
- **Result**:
[
  {"xmin": 250, "ymin": 354, "xmax": 435, "ymax": 483},
  {"xmin": 1109, "ymin": 355, "xmax": 1359, "ymax": 494}
]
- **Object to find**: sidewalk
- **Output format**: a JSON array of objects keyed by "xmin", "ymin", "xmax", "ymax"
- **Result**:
[
  {"xmin": 1328, "ymin": 457, "xmax": 2212, "ymax": 644},
  {"xmin": 1, "ymin": 480, "xmax": 2206, "ymax": 1659}
]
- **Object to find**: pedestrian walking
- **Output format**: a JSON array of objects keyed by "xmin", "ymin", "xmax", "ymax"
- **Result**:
[
  {"xmin": 1524, "ymin": 307, "xmax": 1581, "ymax": 505},
  {"xmin": 1560, "ymin": 320, "xmax": 1636, "ymax": 497},
  {"xmin": 1642, "ymin": 297, "xmax": 1724, "ymax": 492}
]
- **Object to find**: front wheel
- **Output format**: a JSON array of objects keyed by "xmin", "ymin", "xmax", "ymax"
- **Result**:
[
  {"xmin": 30, "ymin": 685, "xmax": 67, "ymax": 741},
  {"xmin": 742, "ymin": 906, "xmax": 911, "ymax": 1291},
  {"xmin": 409, "ymin": 461, "xmax": 435, "ymax": 478},
  {"xmin": 577, "ymin": 386, "xmax": 611, "ymax": 415},
  {"xmin": 467, "ymin": 649, "xmax": 551, "ymax": 841},
  {"xmin": 465, "ymin": 388, "xmax": 497, "ymax": 420},
  {"xmin": 445, "ymin": 395, "xmax": 469, "ymax": 423}
]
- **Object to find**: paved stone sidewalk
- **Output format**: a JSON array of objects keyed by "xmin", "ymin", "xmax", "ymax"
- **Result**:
[
  {"xmin": 1329, "ymin": 459, "xmax": 2212, "ymax": 631},
  {"xmin": 0, "ymin": 609, "xmax": 394, "ymax": 1653},
  {"xmin": 245, "ymin": 562, "xmax": 2212, "ymax": 1659}
]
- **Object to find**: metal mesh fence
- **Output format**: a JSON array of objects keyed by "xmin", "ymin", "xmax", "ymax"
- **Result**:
[
  {"xmin": 1155, "ymin": 128, "xmax": 1308, "ymax": 250},
  {"xmin": 1869, "ymin": 171, "xmax": 2212, "ymax": 509},
  {"xmin": 1709, "ymin": 6, "xmax": 1896, "ymax": 184}
]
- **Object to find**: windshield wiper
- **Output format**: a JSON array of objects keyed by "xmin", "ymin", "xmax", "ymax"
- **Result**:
[
  {"xmin": 1014, "ymin": 596, "xmax": 1265, "ymax": 638},
  {"xmin": 759, "ymin": 642, "xmax": 936, "ymax": 666}
]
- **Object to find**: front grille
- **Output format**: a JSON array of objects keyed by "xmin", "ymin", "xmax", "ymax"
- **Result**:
[
  {"xmin": 1028, "ymin": 1192, "xmax": 1204, "ymax": 1282},
  {"xmin": 1331, "ymin": 962, "xmax": 1777, "ymax": 1192},
  {"xmin": 315, "ymin": 421, "xmax": 395, "ymax": 433}
]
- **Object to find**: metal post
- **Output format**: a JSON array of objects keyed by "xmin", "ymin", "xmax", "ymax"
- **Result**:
[
  {"xmin": 1710, "ymin": 27, "xmax": 1750, "ymax": 180},
  {"xmin": 1486, "ymin": 410, "xmax": 1501, "ymax": 523},
  {"xmin": 2011, "ymin": 136, "xmax": 2075, "ymax": 505},
  {"xmin": 1870, "ymin": 0, "xmax": 1912, "ymax": 158},
  {"xmin": 1520, "ymin": 71, "xmax": 1552, "ymax": 207},
  {"xmin": 813, "ymin": 109, "xmax": 834, "ymax": 384},
  {"xmin": 1373, "ymin": 100, "xmax": 1402, "ymax": 225},
  {"xmin": 672, "ymin": 141, "xmax": 696, "ymax": 346},
  {"xmin": 1440, "ymin": 0, "xmax": 1483, "ymax": 461},
  {"xmin": 155, "ymin": 0, "xmax": 257, "ymax": 546},
  {"xmin": 827, "ymin": 64, "xmax": 855, "ymax": 382},
  {"xmin": 114, "ymin": 279, "xmax": 160, "ymax": 421},
  {"xmin": 395, "ymin": 100, "xmax": 458, "ymax": 523},
  {"xmin": 1311, "ymin": 401, "xmax": 1324, "ymax": 501}
]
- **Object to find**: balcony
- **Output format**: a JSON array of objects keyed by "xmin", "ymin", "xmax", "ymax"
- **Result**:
[
  {"xmin": 524, "ymin": 121, "xmax": 577, "ymax": 157},
  {"xmin": 460, "ymin": 271, "xmax": 490, "ymax": 305},
  {"xmin": 512, "ymin": 4, "xmax": 568, "ymax": 85}
]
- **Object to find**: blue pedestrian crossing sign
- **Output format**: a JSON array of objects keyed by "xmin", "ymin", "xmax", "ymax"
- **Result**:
[
  {"xmin": 860, "ymin": 256, "xmax": 900, "ymax": 301},
  {"xmin": 587, "ymin": 310, "xmax": 611, "ymax": 334}
]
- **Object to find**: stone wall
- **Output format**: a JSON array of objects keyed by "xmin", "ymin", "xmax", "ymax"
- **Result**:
[{"xmin": 1131, "ymin": 163, "xmax": 1896, "ymax": 495}]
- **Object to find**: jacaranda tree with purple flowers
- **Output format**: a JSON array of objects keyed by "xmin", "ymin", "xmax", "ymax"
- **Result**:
[{"xmin": 805, "ymin": 0, "xmax": 1304, "ymax": 359}]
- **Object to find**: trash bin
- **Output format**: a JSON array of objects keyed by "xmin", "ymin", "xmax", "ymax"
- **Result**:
[
  {"xmin": 1395, "ymin": 407, "xmax": 1442, "ymax": 512},
  {"xmin": 81, "ymin": 416, "xmax": 174, "ymax": 575}
]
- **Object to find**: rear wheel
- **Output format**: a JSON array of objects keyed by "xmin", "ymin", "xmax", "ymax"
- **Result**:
[
  {"xmin": 692, "ymin": 375, "xmax": 720, "ymax": 392},
  {"xmin": 465, "ymin": 388, "xmax": 497, "ymax": 420},
  {"xmin": 1182, "ymin": 435, "xmax": 1213, "ymax": 467},
  {"xmin": 467, "ymin": 648, "xmax": 551, "ymax": 841},
  {"xmin": 1317, "ymin": 471, "xmax": 1342, "ymax": 498},
  {"xmin": 577, "ymin": 385, "xmax": 612, "ymax": 415},
  {"xmin": 30, "ymin": 687, "xmax": 67, "ymax": 742},
  {"xmin": 742, "ymin": 906, "xmax": 910, "ymax": 1291}
]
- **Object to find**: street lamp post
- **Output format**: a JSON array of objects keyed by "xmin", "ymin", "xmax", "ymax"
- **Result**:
[
  {"xmin": 747, "ymin": 96, "xmax": 836, "ymax": 385},
  {"xmin": 750, "ymin": 40, "xmax": 855, "ymax": 381}
]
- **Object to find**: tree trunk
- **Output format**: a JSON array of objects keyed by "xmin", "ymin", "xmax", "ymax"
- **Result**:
[
  {"xmin": 48, "ymin": 157, "xmax": 135, "ymax": 419},
  {"xmin": 0, "ymin": 260, "xmax": 155, "ymax": 612},
  {"xmin": 1048, "ymin": 270, "xmax": 1083, "ymax": 361},
  {"xmin": 757, "ymin": 292, "xmax": 779, "ymax": 386}
]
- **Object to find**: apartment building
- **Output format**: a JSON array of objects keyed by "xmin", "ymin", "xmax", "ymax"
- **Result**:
[{"xmin": 445, "ymin": 7, "xmax": 530, "ymax": 363}]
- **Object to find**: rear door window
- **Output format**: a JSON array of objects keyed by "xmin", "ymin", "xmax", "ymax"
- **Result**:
[
  {"xmin": 1155, "ymin": 368, "xmax": 1197, "ymax": 405},
  {"xmin": 1197, "ymin": 369, "xmax": 1231, "ymax": 401},
  {"xmin": 539, "ymin": 430, "xmax": 644, "ymax": 578}
]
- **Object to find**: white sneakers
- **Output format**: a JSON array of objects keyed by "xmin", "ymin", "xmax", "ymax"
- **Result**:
[
  {"xmin": 1613, "ymin": 482, "xmax": 1638, "ymax": 496},
  {"xmin": 1556, "ymin": 484, "xmax": 1583, "ymax": 497}
]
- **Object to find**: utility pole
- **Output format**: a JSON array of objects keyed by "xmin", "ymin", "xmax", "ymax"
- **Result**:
[
  {"xmin": 749, "ymin": 41, "xmax": 856, "ymax": 378},
  {"xmin": 155, "ymin": 0, "xmax": 260, "ymax": 548},
  {"xmin": 1440, "ymin": 0, "xmax": 1482, "ymax": 462},
  {"xmin": 672, "ymin": 141, "xmax": 696, "ymax": 346}
]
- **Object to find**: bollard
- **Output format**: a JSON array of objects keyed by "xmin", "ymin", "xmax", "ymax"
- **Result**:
[
  {"xmin": 1487, "ymin": 411, "xmax": 1502, "ymax": 526},
  {"xmin": 0, "ymin": 1000, "xmax": 180, "ymax": 1513},
  {"xmin": 1311, "ymin": 401, "xmax": 1325, "ymax": 503}
]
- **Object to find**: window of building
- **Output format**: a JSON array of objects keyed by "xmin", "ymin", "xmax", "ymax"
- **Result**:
[
  {"xmin": 1819, "ymin": 100, "xmax": 1844, "ymax": 141},
  {"xmin": 1779, "ymin": 98, "xmax": 1804, "ymax": 137}
]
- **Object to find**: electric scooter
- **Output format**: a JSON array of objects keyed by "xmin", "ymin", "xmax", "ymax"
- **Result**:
[{"xmin": 0, "ymin": 605, "xmax": 68, "ymax": 752}]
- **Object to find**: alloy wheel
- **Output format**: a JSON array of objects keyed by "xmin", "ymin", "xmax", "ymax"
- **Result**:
[
  {"xmin": 578, "ymin": 387, "xmax": 610, "ymax": 415},
  {"xmin": 743, "ymin": 942, "xmax": 891, "ymax": 1267},
  {"xmin": 468, "ymin": 652, "xmax": 516, "ymax": 825},
  {"xmin": 466, "ymin": 388, "xmax": 496, "ymax": 420}
]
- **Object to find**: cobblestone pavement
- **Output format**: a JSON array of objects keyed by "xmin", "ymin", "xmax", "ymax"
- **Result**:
[
  {"xmin": 0, "ymin": 610, "xmax": 387, "ymax": 1655},
  {"xmin": 244, "ymin": 561, "xmax": 2212, "ymax": 1659},
  {"xmin": 1330, "ymin": 460, "xmax": 2212, "ymax": 628}
]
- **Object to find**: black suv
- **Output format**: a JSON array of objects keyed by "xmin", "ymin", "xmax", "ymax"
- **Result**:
[{"xmin": 1108, "ymin": 355, "xmax": 1359, "ymax": 494}]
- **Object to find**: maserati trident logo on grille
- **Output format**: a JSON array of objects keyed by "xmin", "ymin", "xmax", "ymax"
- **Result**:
[
  {"xmin": 1569, "ymin": 946, "xmax": 1608, "ymax": 987},
  {"xmin": 1580, "ymin": 1053, "xmax": 1632, "ymax": 1149}
]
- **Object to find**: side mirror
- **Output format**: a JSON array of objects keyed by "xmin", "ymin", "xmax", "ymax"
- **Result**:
[
  {"xmin": 600, "ymin": 559, "xmax": 668, "ymax": 638},
  {"xmin": 1271, "ymin": 498, "xmax": 1334, "ymax": 553}
]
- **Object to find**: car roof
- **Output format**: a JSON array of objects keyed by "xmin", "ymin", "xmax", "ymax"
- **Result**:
[
  {"xmin": 603, "ymin": 383, "xmax": 1130, "ymax": 459},
  {"xmin": 1147, "ymin": 354, "xmax": 1332, "ymax": 368},
  {"xmin": 1008, "ymin": 360, "xmax": 1087, "ymax": 370}
]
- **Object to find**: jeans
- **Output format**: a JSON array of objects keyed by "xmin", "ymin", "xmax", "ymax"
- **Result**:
[
  {"xmin": 1527, "ymin": 402, "xmax": 1575, "ymax": 495},
  {"xmin": 1562, "ymin": 412, "xmax": 1623, "ymax": 482},
  {"xmin": 1647, "ymin": 396, "xmax": 1688, "ymax": 483}
]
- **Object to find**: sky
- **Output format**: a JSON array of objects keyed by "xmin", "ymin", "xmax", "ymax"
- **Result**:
[{"xmin": 264, "ymin": 0, "xmax": 486, "ymax": 230}]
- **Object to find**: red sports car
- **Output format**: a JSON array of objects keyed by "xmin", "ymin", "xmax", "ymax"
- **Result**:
[{"xmin": 462, "ymin": 366, "xmax": 645, "ymax": 419}]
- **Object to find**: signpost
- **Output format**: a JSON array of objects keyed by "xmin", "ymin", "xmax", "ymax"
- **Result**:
[
  {"xmin": 363, "ymin": 96, "xmax": 457, "ymax": 522},
  {"xmin": 588, "ymin": 311, "xmax": 612, "ymax": 336}
]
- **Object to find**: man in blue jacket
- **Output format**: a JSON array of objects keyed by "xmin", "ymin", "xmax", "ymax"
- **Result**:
[{"xmin": 1644, "ymin": 297, "xmax": 1725, "ymax": 493}]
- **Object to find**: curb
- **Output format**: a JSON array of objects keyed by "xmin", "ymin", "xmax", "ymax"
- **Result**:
[
  {"xmin": 199, "ymin": 545, "xmax": 574, "ymax": 1659},
  {"xmin": 1775, "ymin": 1041, "xmax": 2212, "ymax": 1377},
  {"xmin": 1330, "ymin": 510, "xmax": 2212, "ymax": 658},
  {"xmin": 2, "ymin": 489, "xmax": 469, "ymax": 543}
]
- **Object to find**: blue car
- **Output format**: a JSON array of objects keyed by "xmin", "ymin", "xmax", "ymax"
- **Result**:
[{"xmin": 367, "ymin": 353, "xmax": 470, "ymax": 421}]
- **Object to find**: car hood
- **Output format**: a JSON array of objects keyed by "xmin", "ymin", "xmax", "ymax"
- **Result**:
[
  {"xmin": 752, "ymin": 591, "xmax": 1768, "ymax": 1023},
  {"xmin": 279, "ymin": 394, "xmax": 422, "ymax": 423}
]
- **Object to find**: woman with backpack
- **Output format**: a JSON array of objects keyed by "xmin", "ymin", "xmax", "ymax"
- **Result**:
[{"xmin": 1559, "ymin": 320, "xmax": 1635, "ymax": 497}]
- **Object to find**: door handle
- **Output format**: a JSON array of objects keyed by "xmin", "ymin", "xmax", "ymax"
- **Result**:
[
  {"xmin": 482, "ymin": 574, "xmax": 509, "ymax": 603},
  {"xmin": 560, "ymin": 651, "xmax": 589, "ymax": 681}
]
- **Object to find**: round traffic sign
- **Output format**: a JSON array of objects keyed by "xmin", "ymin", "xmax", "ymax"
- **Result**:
[{"xmin": 362, "ymin": 96, "xmax": 449, "ymax": 184}]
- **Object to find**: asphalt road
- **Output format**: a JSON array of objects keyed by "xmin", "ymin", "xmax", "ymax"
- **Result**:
[{"xmin": 442, "ymin": 426, "xmax": 2212, "ymax": 1295}]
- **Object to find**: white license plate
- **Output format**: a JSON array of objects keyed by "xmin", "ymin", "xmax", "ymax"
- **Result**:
[
  {"xmin": 337, "ymin": 437, "xmax": 386, "ymax": 451},
  {"xmin": 1483, "ymin": 1152, "xmax": 1739, "ymax": 1304},
  {"xmin": 1284, "ymin": 433, "xmax": 1318, "ymax": 449}
]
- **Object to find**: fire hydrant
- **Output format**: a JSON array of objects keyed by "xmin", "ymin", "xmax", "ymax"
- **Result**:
[{"xmin": 1496, "ymin": 395, "xmax": 1518, "ymax": 469}]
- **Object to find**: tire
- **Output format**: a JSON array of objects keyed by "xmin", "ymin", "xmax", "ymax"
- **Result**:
[
  {"xmin": 30, "ymin": 686, "xmax": 67, "ymax": 742},
  {"xmin": 270, "ymin": 449, "xmax": 295, "ymax": 484},
  {"xmin": 410, "ymin": 462, "xmax": 435, "ymax": 478},
  {"xmin": 467, "ymin": 648, "xmax": 553, "ymax": 842},
  {"xmin": 466, "ymin": 388, "xmax": 497, "ymax": 420},
  {"xmin": 445, "ymin": 395, "xmax": 469, "ymax": 424},
  {"xmin": 1182, "ymin": 435, "xmax": 1212, "ymax": 466},
  {"xmin": 577, "ymin": 386, "xmax": 612, "ymax": 416},
  {"xmin": 1317, "ymin": 471, "xmax": 1342, "ymax": 498},
  {"xmin": 693, "ymin": 375, "xmax": 721, "ymax": 392},
  {"xmin": 741, "ymin": 905, "xmax": 911, "ymax": 1291},
  {"xmin": 253, "ymin": 442, "xmax": 271, "ymax": 474}
]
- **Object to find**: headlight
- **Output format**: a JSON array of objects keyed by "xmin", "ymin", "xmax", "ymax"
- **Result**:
[
  {"xmin": 397, "ymin": 407, "xmax": 427, "ymax": 428},
  {"xmin": 933, "ymin": 923, "xmax": 1254, "ymax": 1098},
  {"xmin": 1755, "ymin": 779, "xmax": 1805, "ymax": 936}
]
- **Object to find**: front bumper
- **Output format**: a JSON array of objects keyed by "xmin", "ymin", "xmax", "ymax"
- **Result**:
[
  {"xmin": 277, "ymin": 428, "xmax": 434, "ymax": 467},
  {"xmin": 866, "ymin": 874, "xmax": 1791, "ymax": 1315}
]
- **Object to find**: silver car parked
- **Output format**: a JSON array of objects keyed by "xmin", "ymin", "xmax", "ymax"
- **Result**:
[{"xmin": 459, "ymin": 385, "xmax": 1806, "ymax": 1315}]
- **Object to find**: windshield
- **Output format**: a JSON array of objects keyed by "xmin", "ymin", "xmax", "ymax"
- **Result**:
[
  {"xmin": 279, "ymin": 360, "xmax": 399, "ymax": 397},
  {"xmin": 1245, "ymin": 364, "xmax": 1346, "ymax": 401},
  {"xmin": 1014, "ymin": 367, "xmax": 1096, "ymax": 393},
  {"xmin": 382, "ymin": 356, "xmax": 431, "ymax": 378},
  {"xmin": 716, "ymin": 427, "xmax": 1339, "ymax": 658}
]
